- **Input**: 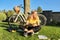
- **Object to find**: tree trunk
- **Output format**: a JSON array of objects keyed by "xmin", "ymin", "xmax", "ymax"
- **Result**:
[{"xmin": 24, "ymin": 0, "xmax": 30, "ymax": 15}]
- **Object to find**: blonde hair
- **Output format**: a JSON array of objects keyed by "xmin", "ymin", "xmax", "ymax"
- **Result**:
[
  {"xmin": 27, "ymin": 10, "xmax": 39, "ymax": 20},
  {"xmin": 31, "ymin": 10, "xmax": 37, "ymax": 14},
  {"xmin": 26, "ymin": 10, "xmax": 40, "ymax": 25},
  {"xmin": 31, "ymin": 10, "xmax": 39, "ymax": 20},
  {"xmin": 27, "ymin": 15, "xmax": 32, "ymax": 20}
]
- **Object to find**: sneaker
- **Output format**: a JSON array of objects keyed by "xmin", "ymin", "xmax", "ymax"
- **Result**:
[
  {"xmin": 24, "ymin": 32, "xmax": 28, "ymax": 37},
  {"xmin": 11, "ymin": 30, "xmax": 16, "ymax": 32},
  {"xmin": 34, "ymin": 32, "xmax": 39, "ymax": 34},
  {"xmin": 32, "ymin": 32, "xmax": 34, "ymax": 35}
]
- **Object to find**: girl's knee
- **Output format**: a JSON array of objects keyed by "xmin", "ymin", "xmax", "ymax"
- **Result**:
[
  {"xmin": 24, "ymin": 29, "xmax": 28, "ymax": 31},
  {"xmin": 28, "ymin": 29, "xmax": 34, "ymax": 33}
]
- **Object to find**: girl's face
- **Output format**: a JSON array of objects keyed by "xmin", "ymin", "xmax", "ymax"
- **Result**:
[{"xmin": 32, "ymin": 12, "xmax": 37, "ymax": 18}]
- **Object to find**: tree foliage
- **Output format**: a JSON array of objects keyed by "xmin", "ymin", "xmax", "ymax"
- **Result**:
[
  {"xmin": 0, "ymin": 12, "xmax": 7, "ymax": 21},
  {"xmin": 7, "ymin": 10, "xmax": 14, "ymax": 17},
  {"xmin": 37, "ymin": 6, "xmax": 42, "ymax": 13}
]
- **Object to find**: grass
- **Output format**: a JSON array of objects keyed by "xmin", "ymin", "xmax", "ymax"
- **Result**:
[{"xmin": 0, "ymin": 22, "xmax": 60, "ymax": 40}]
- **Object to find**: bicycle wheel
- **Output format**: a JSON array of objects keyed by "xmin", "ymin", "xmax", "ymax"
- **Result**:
[
  {"xmin": 38, "ymin": 14, "xmax": 47, "ymax": 26},
  {"xmin": 8, "ymin": 15, "xmax": 21, "ymax": 28}
]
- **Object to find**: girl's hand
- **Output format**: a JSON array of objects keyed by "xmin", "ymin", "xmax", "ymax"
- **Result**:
[{"xmin": 32, "ymin": 23, "xmax": 38, "ymax": 27}]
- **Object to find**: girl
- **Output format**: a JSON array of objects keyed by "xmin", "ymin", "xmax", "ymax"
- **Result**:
[{"xmin": 24, "ymin": 10, "xmax": 41, "ymax": 37}]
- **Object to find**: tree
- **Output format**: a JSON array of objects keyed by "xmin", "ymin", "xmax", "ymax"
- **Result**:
[
  {"xmin": 37, "ymin": 6, "xmax": 42, "ymax": 13},
  {"xmin": 2, "ymin": 9, "xmax": 6, "ymax": 13},
  {"xmin": 0, "ymin": 12, "xmax": 7, "ymax": 21},
  {"xmin": 7, "ymin": 10, "xmax": 14, "ymax": 17}
]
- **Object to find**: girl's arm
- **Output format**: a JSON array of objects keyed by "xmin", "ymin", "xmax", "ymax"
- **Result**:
[{"xmin": 36, "ymin": 17, "xmax": 41, "ymax": 26}]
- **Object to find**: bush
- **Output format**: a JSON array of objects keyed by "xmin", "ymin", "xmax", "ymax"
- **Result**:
[
  {"xmin": 7, "ymin": 10, "xmax": 14, "ymax": 17},
  {"xmin": 0, "ymin": 13, "xmax": 7, "ymax": 21}
]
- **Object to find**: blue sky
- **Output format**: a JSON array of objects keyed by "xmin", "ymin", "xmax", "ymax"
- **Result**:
[{"xmin": 0, "ymin": 0, "xmax": 60, "ymax": 12}]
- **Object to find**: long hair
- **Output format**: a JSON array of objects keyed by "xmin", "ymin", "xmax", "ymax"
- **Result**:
[
  {"xmin": 31, "ymin": 10, "xmax": 39, "ymax": 20},
  {"xmin": 27, "ymin": 10, "xmax": 39, "ymax": 21},
  {"xmin": 27, "ymin": 15, "xmax": 33, "ymax": 20}
]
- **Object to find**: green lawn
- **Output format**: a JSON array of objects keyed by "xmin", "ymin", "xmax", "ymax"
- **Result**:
[{"xmin": 0, "ymin": 22, "xmax": 60, "ymax": 40}]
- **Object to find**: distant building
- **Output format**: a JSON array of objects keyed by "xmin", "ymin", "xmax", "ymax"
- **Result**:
[{"xmin": 42, "ymin": 10, "xmax": 60, "ymax": 24}]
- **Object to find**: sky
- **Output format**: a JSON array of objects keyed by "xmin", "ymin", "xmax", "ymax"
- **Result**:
[{"xmin": 0, "ymin": 0, "xmax": 60, "ymax": 12}]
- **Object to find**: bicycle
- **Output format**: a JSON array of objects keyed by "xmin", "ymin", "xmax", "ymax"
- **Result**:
[
  {"xmin": 8, "ymin": 5, "xmax": 28, "ymax": 32},
  {"xmin": 8, "ymin": 5, "xmax": 47, "ymax": 32}
]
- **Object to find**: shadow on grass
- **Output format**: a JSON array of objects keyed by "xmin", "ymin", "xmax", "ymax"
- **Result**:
[
  {"xmin": 0, "ymin": 22, "xmax": 24, "ymax": 36},
  {"xmin": 46, "ymin": 24, "xmax": 60, "ymax": 27},
  {"xmin": 0, "ymin": 22, "xmax": 9, "ymax": 28}
]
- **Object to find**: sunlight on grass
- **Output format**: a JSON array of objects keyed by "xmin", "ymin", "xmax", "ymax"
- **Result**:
[{"xmin": 0, "ymin": 22, "xmax": 60, "ymax": 40}]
